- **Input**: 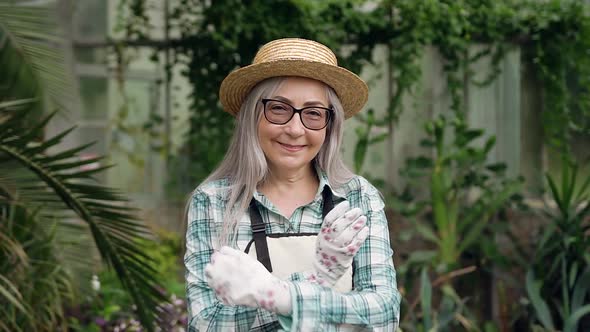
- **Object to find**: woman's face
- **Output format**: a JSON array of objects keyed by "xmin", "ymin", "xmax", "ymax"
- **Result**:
[{"xmin": 258, "ymin": 77, "xmax": 328, "ymax": 174}]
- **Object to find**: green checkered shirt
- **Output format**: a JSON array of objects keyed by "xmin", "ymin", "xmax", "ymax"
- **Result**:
[{"xmin": 184, "ymin": 170, "xmax": 401, "ymax": 331}]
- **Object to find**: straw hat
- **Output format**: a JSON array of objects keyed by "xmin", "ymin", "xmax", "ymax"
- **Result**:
[{"xmin": 219, "ymin": 38, "xmax": 368, "ymax": 119}]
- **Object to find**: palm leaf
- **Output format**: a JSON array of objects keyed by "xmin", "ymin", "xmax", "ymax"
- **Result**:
[
  {"xmin": 0, "ymin": 274, "xmax": 29, "ymax": 318},
  {"xmin": 0, "ymin": 102, "xmax": 166, "ymax": 330},
  {"xmin": 0, "ymin": 1, "xmax": 73, "ymax": 113},
  {"xmin": 0, "ymin": 203, "xmax": 72, "ymax": 331}
]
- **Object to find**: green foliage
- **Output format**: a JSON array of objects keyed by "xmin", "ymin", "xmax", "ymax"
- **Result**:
[
  {"xmin": 420, "ymin": 268, "xmax": 433, "ymax": 330},
  {"xmin": 0, "ymin": 2, "xmax": 170, "ymax": 329},
  {"xmin": 353, "ymin": 0, "xmax": 590, "ymax": 171},
  {"xmin": 135, "ymin": 229, "xmax": 185, "ymax": 298},
  {"xmin": 400, "ymin": 267, "xmax": 491, "ymax": 332},
  {"xmin": 99, "ymin": 229, "xmax": 184, "ymax": 300},
  {"xmin": 0, "ymin": 2, "xmax": 72, "ymax": 114},
  {"xmin": 0, "ymin": 205, "xmax": 73, "ymax": 331},
  {"xmin": 525, "ymin": 161, "xmax": 590, "ymax": 331},
  {"xmin": 397, "ymin": 115, "xmax": 522, "ymax": 273},
  {"xmin": 526, "ymin": 0, "xmax": 590, "ymax": 151},
  {"xmin": 393, "ymin": 114, "xmax": 522, "ymax": 330},
  {"xmin": 66, "ymin": 230, "xmax": 187, "ymax": 331},
  {"xmin": 0, "ymin": 99, "xmax": 169, "ymax": 331},
  {"xmin": 353, "ymin": 109, "xmax": 389, "ymax": 173},
  {"xmin": 117, "ymin": 0, "xmax": 590, "ymax": 189}
]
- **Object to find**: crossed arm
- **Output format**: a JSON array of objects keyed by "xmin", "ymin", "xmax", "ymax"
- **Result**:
[{"xmin": 184, "ymin": 190, "xmax": 401, "ymax": 331}]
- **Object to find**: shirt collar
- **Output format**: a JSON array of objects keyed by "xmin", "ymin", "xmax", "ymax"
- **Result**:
[
  {"xmin": 253, "ymin": 164, "xmax": 345, "ymax": 207},
  {"xmin": 313, "ymin": 163, "xmax": 346, "ymax": 201}
]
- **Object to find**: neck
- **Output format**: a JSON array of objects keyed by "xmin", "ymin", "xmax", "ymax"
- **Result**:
[
  {"xmin": 260, "ymin": 163, "xmax": 318, "ymax": 194},
  {"xmin": 258, "ymin": 163, "xmax": 320, "ymax": 218}
]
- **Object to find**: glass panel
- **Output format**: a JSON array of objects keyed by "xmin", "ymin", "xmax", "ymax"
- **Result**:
[
  {"xmin": 79, "ymin": 76, "xmax": 108, "ymax": 120},
  {"xmin": 109, "ymin": 78, "xmax": 160, "ymax": 194},
  {"xmin": 72, "ymin": 0, "xmax": 107, "ymax": 39},
  {"xmin": 79, "ymin": 127, "xmax": 107, "ymax": 156},
  {"xmin": 74, "ymin": 47, "xmax": 108, "ymax": 65}
]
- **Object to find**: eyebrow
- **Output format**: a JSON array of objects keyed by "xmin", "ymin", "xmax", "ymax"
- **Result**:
[{"xmin": 271, "ymin": 96, "xmax": 328, "ymax": 107}]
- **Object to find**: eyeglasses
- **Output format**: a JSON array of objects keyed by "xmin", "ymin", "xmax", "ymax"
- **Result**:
[{"xmin": 261, "ymin": 99, "xmax": 332, "ymax": 130}]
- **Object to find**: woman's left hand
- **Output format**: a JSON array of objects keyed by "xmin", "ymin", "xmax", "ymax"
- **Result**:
[{"xmin": 204, "ymin": 246, "xmax": 292, "ymax": 314}]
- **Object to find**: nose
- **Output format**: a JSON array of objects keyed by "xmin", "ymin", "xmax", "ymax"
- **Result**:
[{"xmin": 284, "ymin": 113, "xmax": 306, "ymax": 136}]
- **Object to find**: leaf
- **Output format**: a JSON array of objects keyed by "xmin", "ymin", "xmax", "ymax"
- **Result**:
[
  {"xmin": 455, "ymin": 128, "xmax": 484, "ymax": 147},
  {"xmin": 563, "ymin": 305, "xmax": 590, "ymax": 332},
  {"xmin": 0, "ymin": 98, "xmax": 36, "ymax": 109},
  {"xmin": 413, "ymin": 221, "xmax": 440, "ymax": 245},
  {"xmin": 569, "ymin": 262, "xmax": 578, "ymax": 289},
  {"xmin": 420, "ymin": 138, "xmax": 435, "ymax": 148},
  {"xmin": 0, "ymin": 4, "xmax": 74, "ymax": 112},
  {"xmin": 546, "ymin": 173, "xmax": 565, "ymax": 215},
  {"xmin": 573, "ymin": 172, "xmax": 590, "ymax": 203},
  {"xmin": 0, "ymin": 274, "xmax": 30, "ymax": 318},
  {"xmin": 353, "ymin": 120, "xmax": 371, "ymax": 173},
  {"xmin": 420, "ymin": 268, "xmax": 432, "ymax": 331},
  {"xmin": 437, "ymin": 294, "xmax": 456, "ymax": 328},
  {"xmin": 369, "ymin": 132, "xmax": 389, "ymax": 144},
  {"xmin": 407, "ymin": 250, "xmax": 438, "ymax": 265},
  {"xmin": 485, "ymin": 163, "xmax": 507, "ymax": 174},
  {"xmin": 0, "ymin": 104, "xmax": 166, "ymax": 330},
  {"xmin": 483, "ymin": 136, "xmax": 496, "ymax": 154},
  {"xmin": 526, "ymin": 270, "xmax": 555, "ymax": 330},
  {"xmin": 353, "ymin": 137, "xmax": 368, "ymax": 174},
  {"xmin": 562, "ymin": 162, "xmax": 577, "ymax": 212},
  {"xmin": 571, "ymin": 265, "xmax": 590, "ymax": 312},
  {"xmin": 409, "ymin": 156, "xmax": 434, "ymax": 169},
  {"xmin": 458, "ymin": 182, "xmax": 521, "ymax": 253},
  {"xmin": 561, "ymin": 255, "xmax": 571, "ymax": 318}
]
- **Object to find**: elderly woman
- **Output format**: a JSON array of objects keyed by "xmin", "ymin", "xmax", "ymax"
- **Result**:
[{"xmin": 184, "ymin": 38, "xmax": 401, "ymax": 331}]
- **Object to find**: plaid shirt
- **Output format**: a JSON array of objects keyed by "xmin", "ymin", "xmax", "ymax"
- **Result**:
[{"xmin": 184, "ymin": 170, "xmax": 401, "ymax": 331}]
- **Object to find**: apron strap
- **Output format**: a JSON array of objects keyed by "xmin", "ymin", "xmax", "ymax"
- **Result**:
[
  {"xmin": 249, "ymin": 186, "xmax": 335, "ymax": 272},
  {"xmin": 321, "ymin": 186, "xmax": 334, "ymax": 217},
  {"xmin": 249, "ymin": 199, "xmax": 273, "ymax": 272}
]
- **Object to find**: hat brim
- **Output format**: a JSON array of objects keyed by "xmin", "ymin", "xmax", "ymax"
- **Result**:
[{"xmin": 219, "ymin": 60, "xmax": 368, "ymax": 119}]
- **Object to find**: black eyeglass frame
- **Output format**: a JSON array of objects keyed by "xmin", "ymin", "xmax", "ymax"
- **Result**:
[{"xmin": 260, "ymin": 98, "xmax": 333, "ymax": 130}]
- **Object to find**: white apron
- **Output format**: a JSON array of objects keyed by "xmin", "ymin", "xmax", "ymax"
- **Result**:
[
  {"xmin": 244, "ymin": 187, "xmax": 353, "ymax": 293},
  {"xmin": 244, "ymin": 234, "xmax": 353, "ymax": 292}
]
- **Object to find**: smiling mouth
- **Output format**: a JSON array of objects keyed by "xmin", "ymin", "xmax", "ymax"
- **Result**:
[{"xmin": 278, "ymin": 142, "xmax": 306, "ymax": 151}]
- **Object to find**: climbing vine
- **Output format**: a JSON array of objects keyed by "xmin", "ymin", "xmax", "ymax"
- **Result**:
[{"xmin": 115, "ymin": 0, "xmax": 590, "ymax": 188}]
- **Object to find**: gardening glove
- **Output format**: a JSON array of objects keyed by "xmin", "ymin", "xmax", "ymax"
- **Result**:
[
  {"xmin": 313, "ymin": 201, "xmax": 370, "ymax": 286},
  {"xmin": 204, "ymin": 246, "xmax": 292, "ymax": 315}
]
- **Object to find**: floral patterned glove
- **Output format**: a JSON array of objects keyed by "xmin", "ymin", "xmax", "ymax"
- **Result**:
[
  {"xmin": 204, "ymin": 246, "xmax": 292, "ymax": 315},
  {"xmin": 313, "ymin": 201, "xmax": 370, "ymax": 286}
]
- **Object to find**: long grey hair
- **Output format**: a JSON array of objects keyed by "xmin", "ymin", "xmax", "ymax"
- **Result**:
[{"xmin": 190, "ymin": 76, "xmax": 354, "ymax": 247}]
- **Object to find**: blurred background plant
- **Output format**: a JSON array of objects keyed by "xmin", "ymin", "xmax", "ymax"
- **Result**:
[
  {"xmin": 395, "ymin": 115, "xmax": 523, "ymax": 274},
  {"xmin": 523, "ymin": 161, "xmax": 590, "ymax": 332},
  {"xmin": 0, "ymin": 2, "xmax": 168, "ymax": 331},
  {"xmin": 392, "ymin": 113, "xmax": 523, "ymax": 331},
  {"xmin": 65, "ymin": 230, "xmax": 187, "ymax": 331}
]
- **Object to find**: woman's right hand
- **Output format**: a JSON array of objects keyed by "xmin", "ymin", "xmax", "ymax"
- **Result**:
[{"xmin": 313, "ymin": 201, "xmax": 370, "ymax": 286}]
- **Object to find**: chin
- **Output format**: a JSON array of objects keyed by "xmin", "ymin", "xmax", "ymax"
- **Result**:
[{"xmin": 274, "ymin": 159, "xmax": 312, "ymax": 171}]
